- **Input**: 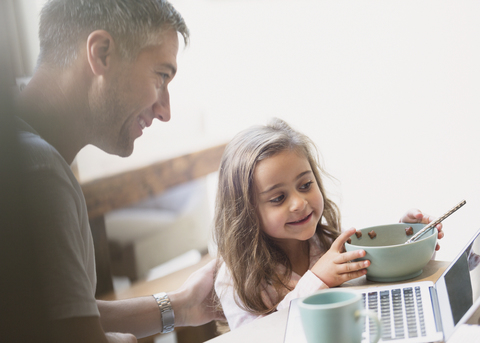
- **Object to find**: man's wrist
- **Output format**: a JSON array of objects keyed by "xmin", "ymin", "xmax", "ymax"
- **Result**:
[
  {"xmin": 166, "ymin": 289, "xmax": 189, "ymax": 327},
  {"xmin": 152, "ymin": 292, "xmax": 175, "ymax": 333}
]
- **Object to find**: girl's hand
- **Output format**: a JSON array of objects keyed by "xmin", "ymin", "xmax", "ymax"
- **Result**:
[
  {"xmin": 311, "ymin": 228, "xmax": 370, "ymax": 287},
  {"xmin": 400, "ymin": 208, "xmax": 444, "ymax": 251}
]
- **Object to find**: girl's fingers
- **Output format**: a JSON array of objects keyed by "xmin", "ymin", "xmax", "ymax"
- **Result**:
[
  {"xmin": 437, "ymin": 225, "xmax": 444, "ymax": 238},
  {"xmin": 342, "ymin": 259, "xmax": 370, "ymax": 274},
  {"xmin": 335, "ymin": 249, "xmax": 366, "ymax": 264},
  {"xmin": 421, "ymin": 214, "xmax": 434, "ymax": 225},
  {"xmin": 341, "ymin": 268, "xmax": 368, "ymax": 282},
  {"xmin": 331, "ymin": 228, "xmax": 356, "ymax": 251},
  {"xmin": 436, "ymin": 225, "xmax": 444, "ymax": 250},
  {"xmin": 421, "ymin": 214, "xmax": 444, "ymax": 230},
  {"xmin": 400, "ymin": 208, "xmax": 422, "ymax": 223}
]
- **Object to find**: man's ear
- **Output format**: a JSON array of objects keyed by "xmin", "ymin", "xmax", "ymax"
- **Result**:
[{"xmin": 86, "ymin": 30, "xmax": 115, "ymax": 76}]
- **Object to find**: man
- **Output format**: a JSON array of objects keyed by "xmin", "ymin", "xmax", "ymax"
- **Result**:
[{"xmin": 13, "ymin": 1, "xmax": 223, "ymax": 342}]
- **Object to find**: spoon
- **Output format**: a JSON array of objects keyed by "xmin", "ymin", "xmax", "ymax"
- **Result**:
[{"xmin": 405, "ymin": 199, "xmax": 466, "ymax": 244}]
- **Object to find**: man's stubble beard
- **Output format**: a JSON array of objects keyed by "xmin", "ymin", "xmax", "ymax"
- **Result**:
[{"xmin": 89, "ymin": 78, "xmax": 135, "ymax": 158}]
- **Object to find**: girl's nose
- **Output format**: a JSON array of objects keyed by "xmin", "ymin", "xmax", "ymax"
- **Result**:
[{"xmin": 290, "ymin": 193, "xmax": 307, "ymax": 212}]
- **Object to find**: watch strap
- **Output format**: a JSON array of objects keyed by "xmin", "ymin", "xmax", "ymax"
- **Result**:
[{"xmin": 153, "ymin": 292, "xmax": 175, "ymax": 333}]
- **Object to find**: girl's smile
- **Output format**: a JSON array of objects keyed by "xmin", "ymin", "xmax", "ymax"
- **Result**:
[{"xmin": 287, "ymin": 212, "xmax": 313, "ymax": 226}]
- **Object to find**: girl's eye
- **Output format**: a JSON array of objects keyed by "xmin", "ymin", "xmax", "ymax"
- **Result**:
[
  {"xmin": 300, "ymin": 181, "xmax": 313, "ymax": 190},
  {"xmin": 270, "ymin": 195, "xmax": 285, "ymax": 204}
]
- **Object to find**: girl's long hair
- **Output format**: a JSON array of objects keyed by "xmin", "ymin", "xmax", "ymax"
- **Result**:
[{"xmin": 214, "ymin": 118, "xmax": 341, "ymax": 315}]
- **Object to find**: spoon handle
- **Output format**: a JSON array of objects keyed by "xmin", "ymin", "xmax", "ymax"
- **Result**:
[{"xmin": 405, "ymin": 199, "xmax": 466, "ymax": 244}]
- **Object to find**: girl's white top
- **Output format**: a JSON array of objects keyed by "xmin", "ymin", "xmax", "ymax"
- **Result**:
[{"xmin": 214, "ymin": 234, "xmax": 329, "ymax": 330}]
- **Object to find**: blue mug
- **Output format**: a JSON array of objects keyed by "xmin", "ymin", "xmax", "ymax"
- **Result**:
[{"xmin": 298, "ymin": 289, "xmax": 381, "ymax": 343}]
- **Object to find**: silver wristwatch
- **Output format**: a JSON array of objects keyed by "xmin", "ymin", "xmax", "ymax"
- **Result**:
[{"xmin": 153, "ymin": 292, "xmax": 175, "ymax": 333}]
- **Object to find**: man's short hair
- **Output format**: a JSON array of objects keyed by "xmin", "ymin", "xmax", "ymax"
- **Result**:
[{"xmin": 38, "ymin": 0, "xmax": 189, "ymax": 68}]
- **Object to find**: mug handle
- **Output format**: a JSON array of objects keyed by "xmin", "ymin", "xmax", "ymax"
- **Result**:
[{"xmin": 355, "ymin": 309, "xmax": 382, "ymax": 343}]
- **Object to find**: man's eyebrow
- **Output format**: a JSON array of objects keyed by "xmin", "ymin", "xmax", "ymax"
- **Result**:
[
  {"xmin": 259, "ymin": 170, "xmax": 313, "ymax": 195},
  {"xmin": 164, "ymin": 63, "xmax": 177, "ymax": 76}
]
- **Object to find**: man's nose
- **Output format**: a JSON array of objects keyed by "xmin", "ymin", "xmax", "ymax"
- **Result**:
[{"xmin": 153, "ymin": 88, "xmax": 171, "ymax": 122}]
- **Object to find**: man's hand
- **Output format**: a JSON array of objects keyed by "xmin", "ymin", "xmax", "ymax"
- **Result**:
[
  {"xmin": 168, "ymin": 258, "xmax": 226, "ymax": 327},
  {"xmin": 97, "ymin": 259, "xmax": 226, "ymax": 338}
]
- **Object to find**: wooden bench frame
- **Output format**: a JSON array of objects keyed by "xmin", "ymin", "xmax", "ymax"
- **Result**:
[{"xmin": 81, "ymin": 143, "xmax": 226, "ymax": 296}]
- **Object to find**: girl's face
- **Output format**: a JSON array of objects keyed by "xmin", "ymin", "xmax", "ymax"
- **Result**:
[{"xmin": 253, "ymin": 149, "xmax": 324, "ymax": 247}]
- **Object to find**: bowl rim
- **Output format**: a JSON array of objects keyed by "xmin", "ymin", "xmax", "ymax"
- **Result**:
[{"xmin": 344, "ymin": 223, "xmax": 436, "ymax": 249}]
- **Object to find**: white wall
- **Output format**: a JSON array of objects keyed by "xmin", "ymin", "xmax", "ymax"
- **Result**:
[{"xmin": 21, "ymin": 0, "xmax": 480, "ymax": 261}]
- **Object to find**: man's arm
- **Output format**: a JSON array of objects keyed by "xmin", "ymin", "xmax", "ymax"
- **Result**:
[
  {"xmin": 98, "ymin": 259, "xmax": 225, "ymax": 337},
  {"xmin": 51, "ymin": 317, "xmax": 136, "ymax": 343},
  {"xmin": 97, "ymin": 297, "xmax": 161, "ymax": 338}
]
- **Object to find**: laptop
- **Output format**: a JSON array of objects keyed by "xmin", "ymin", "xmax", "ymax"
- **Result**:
[{"xmin": 284, "ymin": 228, "xmax": 480, "ymax": 343}]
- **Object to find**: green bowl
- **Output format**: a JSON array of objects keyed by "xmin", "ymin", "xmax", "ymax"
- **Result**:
[{"xmin": 345, "ymin": 223, "xmax": 437, "ymax": 282}]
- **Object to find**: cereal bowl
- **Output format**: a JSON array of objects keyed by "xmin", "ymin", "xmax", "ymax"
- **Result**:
[{"xmin": 345, "ymin": 223, "xmax": 437, "ymax": 282}]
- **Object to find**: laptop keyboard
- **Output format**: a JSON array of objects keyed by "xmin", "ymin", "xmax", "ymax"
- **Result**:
[{"xmin": 362, "ymin": 286, "xmax": 427, "ymax": 342}]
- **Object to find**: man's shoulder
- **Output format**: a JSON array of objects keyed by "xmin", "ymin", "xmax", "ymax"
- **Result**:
[{"xmin": 15, "ymin": 117, "xmax": 69, "ymax": 174}]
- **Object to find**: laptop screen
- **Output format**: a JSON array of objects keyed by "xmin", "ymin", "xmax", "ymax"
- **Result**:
[
  {"xmin": 444, "ymin": 251, "xmax": 472, "ymax": 325},
  {"xmin": 438, "ymin": 229, "xmax": 480, "ymax": 340}
]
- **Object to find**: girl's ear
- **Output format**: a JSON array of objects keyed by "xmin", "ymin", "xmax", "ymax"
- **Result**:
[{"xmin": 86, "ymin": 30, "xmax": 115, "ymax": 76}]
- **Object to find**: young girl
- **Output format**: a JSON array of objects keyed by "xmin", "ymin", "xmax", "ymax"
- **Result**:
[{"xmin": 213, "ymin": 118, "xmax": 443, "ymax": 330}]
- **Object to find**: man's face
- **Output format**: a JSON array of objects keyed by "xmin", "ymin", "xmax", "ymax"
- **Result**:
[{"xmin": 91, "ymin": 28, "xmax": 179, "ymax": 157}]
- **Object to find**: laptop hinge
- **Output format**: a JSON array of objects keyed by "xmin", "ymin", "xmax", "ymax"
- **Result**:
[{"xmin": 430, "ymin": 286, "xmax": 443, "ymax": 333}]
